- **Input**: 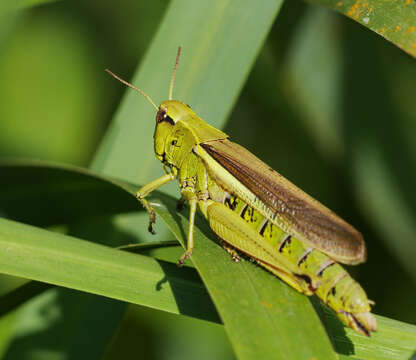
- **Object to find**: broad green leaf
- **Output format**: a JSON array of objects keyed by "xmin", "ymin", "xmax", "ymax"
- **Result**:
[
  {"xmin": 0, "ymin": 216, "xmax": 218, "ymax": 324},
  {"xmin": 307, "ymin": 0, "xmax": 416, "ymax": 58}
]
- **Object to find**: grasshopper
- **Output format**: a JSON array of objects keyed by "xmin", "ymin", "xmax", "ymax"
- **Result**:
[{"xmin": 106, "ymin": 47, "xmax": 376, "ymax": 336}]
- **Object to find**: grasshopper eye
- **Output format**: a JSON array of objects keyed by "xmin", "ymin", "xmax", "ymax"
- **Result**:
[{"xmin": 156, "ymin": 108, "xmax": 175, "ymax": 125}]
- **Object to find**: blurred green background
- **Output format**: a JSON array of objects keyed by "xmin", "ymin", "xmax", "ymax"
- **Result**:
[{"xmin": 0, "ymin": 0, "xmax": 415, "ymax": 359}]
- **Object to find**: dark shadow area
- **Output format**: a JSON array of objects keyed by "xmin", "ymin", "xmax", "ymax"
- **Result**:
[
  {"xmin": 310, "ymin": 297, "xmax": 355, "ymax": 356},
  {"xmin": 156, "ymin": 260, "xmax": 221, "ymax": 324},
  {"xmin": 0, "ymin": 163, "xmax": 139, "ymax": 228},
  {"xmin": 0, "ymin": 281, "xmax": 53, "ymax": 318},
  {"xmin": 148, "ymin": 192, "xmax": 222, "ymax": 323}
]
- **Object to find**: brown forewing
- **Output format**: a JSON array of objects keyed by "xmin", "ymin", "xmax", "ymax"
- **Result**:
[{"xmin": 201, "ymin": 139, "xmax": 366, "ymax": 265}]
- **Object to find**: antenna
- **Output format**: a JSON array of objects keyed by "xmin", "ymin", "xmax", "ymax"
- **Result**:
[
  {"xmin": 105, "ymin": 69, "xmax": 158, "ymax": 110},
  {"xmin": 168, "ymin": 46, "xmax": 182, "ymax": 100}
]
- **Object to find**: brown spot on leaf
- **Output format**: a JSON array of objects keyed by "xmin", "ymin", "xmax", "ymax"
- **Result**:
[
  {"xmin": 346, "ymin": 1, "xmax": 359, "ymax": 17},
  {"xmin": 262, "ymin": 300, "xmax": 273, "ymax": 309}
]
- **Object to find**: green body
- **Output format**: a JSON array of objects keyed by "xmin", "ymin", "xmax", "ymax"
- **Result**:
[{"xmin": 135, "ymin": 99, "xmax": 376, "ymax": 336}]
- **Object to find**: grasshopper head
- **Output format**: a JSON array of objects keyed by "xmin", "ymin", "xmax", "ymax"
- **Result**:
[
  {"xmin": 154, "ymin": 100, "xmax": 195, "ymax": 164},
  {"xmin": 106, "ymin": 47, "xmax": 222, "ymax": 167}
]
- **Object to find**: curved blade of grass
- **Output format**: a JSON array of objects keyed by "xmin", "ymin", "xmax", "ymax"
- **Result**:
[
  {"xmin": 1, "ymin": 214, "xmax": 416, "ymax": 359},
  {"xmin": 307, "ymin": 0, "xmax": 416, "ymax": 58},
  {"xmin": 1, "ymin": 162, "xmax": 416, "ymax": 358},
  {"xmin": 0, "ymin": 216, "xmax": 219, "ymax": 324}
]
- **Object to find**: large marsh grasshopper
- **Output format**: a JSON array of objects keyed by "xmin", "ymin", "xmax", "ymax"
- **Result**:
[{"xmin": 106, "ymin": 47, "xmax": 376, "ymax": 336}]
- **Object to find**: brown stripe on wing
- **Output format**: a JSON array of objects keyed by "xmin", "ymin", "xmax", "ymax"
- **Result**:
[{"xmin": 201, "ymin": 139, "xmax": 366, "ymax": 265}]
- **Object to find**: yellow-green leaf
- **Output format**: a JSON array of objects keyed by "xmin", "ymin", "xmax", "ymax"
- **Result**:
[{"xmin": 308, "ymin": 0, "xmax": 416, "ymax": 58}]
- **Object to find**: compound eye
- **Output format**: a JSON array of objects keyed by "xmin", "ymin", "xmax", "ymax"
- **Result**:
[
  {"xmin": 156, "ymin": 108, "xmax": 166, "ymax": 123},
  {"xmin": 156, "ymin": 107, "xmax": 175, "ymax": 125}
]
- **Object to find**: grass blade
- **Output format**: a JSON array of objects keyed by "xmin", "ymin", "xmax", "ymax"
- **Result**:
[
  {"xmin": 0, "ymin": 216, "xmax": 218, "ymax": 323},
  {"xmin": 307, "ymin": 0, "xmax": 416, "ymax": 58}
]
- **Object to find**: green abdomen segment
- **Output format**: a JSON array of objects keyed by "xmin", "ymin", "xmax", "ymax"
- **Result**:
[{"xmin": 223, "ymin": 195, "xmax": 372, "ymax": 324}]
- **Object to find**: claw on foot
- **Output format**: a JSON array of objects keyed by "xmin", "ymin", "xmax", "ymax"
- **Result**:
[
  {"xmin": 176, "ymin": 198, "xmax": 185, "ymax": 211},
  {"xmin": 148, "ymin": 222, "xmax": 156, "ymax": 235},
  {"xmin": 222, "ymin": 242, "xmax": 241, "ymax": 262},
  {"xmin": 178, "ymin": 250, "xmax": 193, "ymax": 267},
  {"xmin": 148, "ymin": 210, "xmax": 156, "ymax": 234},
  {"xmin": 231, "ymin": 254, "xmax": 241, "ymax": 262}
]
